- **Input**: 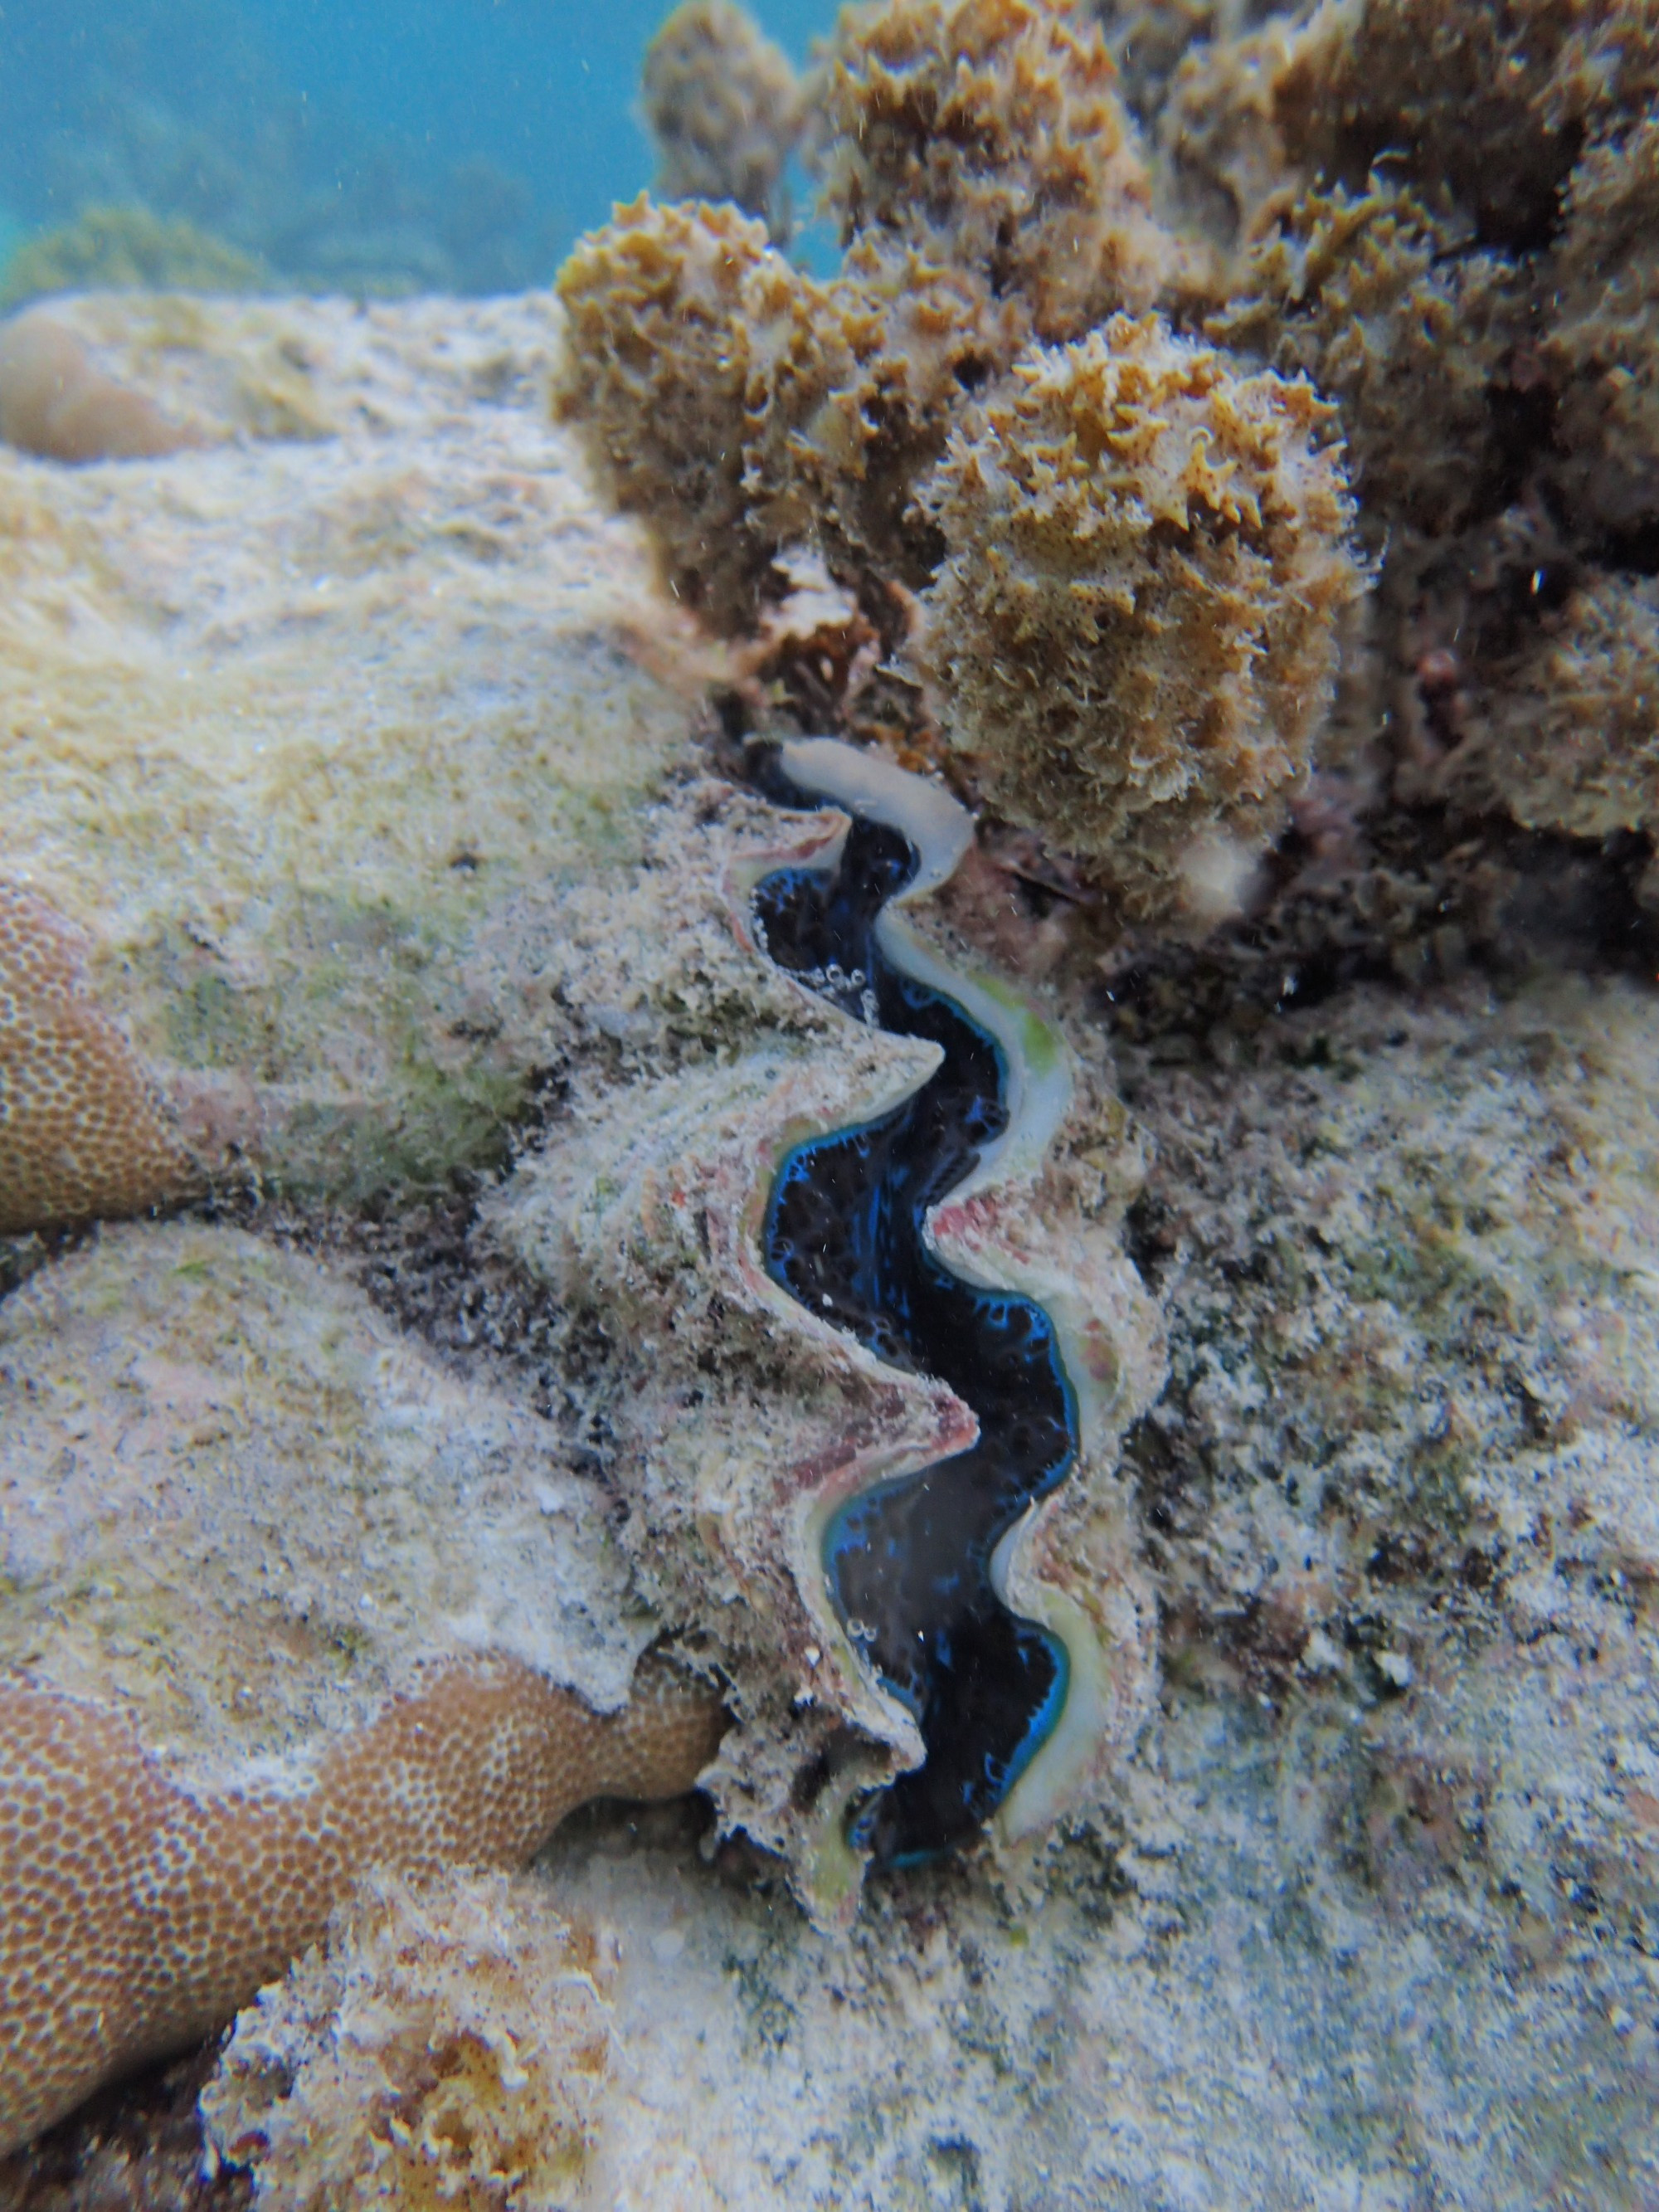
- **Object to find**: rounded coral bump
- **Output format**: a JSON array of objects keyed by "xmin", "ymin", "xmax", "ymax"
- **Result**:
[
  {"xmin": 0, "ymin": 881, "xmax": 201, "ymax": 1237},
  {"xmin": 0, "ymin": 1658, "xmax": 724, "ymax": 2154}
]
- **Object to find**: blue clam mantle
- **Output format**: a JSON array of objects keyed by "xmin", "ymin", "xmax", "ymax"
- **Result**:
[{"xmin": 752, "ymin": 740, "xmax": 1084, "ymax": 1867}]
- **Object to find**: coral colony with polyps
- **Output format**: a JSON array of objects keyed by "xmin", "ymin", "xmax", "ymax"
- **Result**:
[{"xmin": 4, "ymin": 0, "xmax": 1659, "ymax": 2201}]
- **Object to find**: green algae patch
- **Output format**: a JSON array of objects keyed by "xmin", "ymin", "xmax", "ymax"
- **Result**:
[{"xmin": 270, "ymin": 1060, "xmax": 531, "ymax": 1207}]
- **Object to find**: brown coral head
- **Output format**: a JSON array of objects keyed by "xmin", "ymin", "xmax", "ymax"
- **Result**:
[
  {"xmin": 917, "ymin": 314, "xmax": 1362, "ymax": 921},
  {"xmin": 0, "ymin": 1654, "xmax": 723, "ymax": 2154},
  {"xmin": 807, "ymin": 0, "xmax": 1175, "ymax": 337},
  {"xmin": 0, "ymin": 880, "xmax": 202, "ymax": 1237}
]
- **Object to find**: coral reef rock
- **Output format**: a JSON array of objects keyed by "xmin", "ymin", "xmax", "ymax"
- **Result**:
[
  {"xmin": 4, "ymin": 166, "xmax": 1659, "ymax": 2203},
  {"xmin": 0, "ymin": 1221, "xmax": 649, "ymax": 1746},
  {"xmin": 0, "ymin": 1209, "xmax": 722, "ymax": 2153}
]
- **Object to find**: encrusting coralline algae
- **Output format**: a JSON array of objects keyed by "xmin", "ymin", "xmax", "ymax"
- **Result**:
[{"xmin": 3, "ymin": 0, "xmax": 1659, "ymax": 2204}]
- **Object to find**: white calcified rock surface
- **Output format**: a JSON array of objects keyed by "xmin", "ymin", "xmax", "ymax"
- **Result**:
[{"xmin": 2, "ymin": 293, "xmax": 1657, "ymax": 2211}]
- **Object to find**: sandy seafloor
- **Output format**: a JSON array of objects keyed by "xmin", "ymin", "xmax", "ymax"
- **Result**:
[{"xmin": 1, "ymin": 290, "xmax": 1657, "ymax": 2212}]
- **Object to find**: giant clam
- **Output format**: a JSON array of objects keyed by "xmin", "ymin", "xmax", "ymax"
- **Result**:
[{"xmin": 494, "ymin": 741, "xmax": 1165, "ymax": 1914}]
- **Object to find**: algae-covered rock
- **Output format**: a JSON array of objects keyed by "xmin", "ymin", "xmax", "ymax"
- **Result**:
[
  {"xmin": 0, "ymin": 1218, "xmax": 649, "ymax": 1762},
  {"xmin": 203, "ymin": 1871, "xmax": 620, "ymax": 2212},
  {"xmin": 0, "ymin": 206, "xmax": 267, "ymax": 311},
  {"xmin": 0, "ymin": 290, "xmax": 700, "ymax": 1211}
]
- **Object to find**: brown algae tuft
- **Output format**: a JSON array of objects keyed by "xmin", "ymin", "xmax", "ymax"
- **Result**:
[{"xmin": 560, "ymin": 0, "xmax": 1659, "ymax": 935}]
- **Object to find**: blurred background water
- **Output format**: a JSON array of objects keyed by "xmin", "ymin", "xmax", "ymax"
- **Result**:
[{"xmin": 0, "ymin": 0, "xmax": 837, "ymax": 299}]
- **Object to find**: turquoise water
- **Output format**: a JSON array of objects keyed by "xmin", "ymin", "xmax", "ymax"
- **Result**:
[{"xmin": 0, "ymin": 0, "xmax": 837, "ymax": 292}]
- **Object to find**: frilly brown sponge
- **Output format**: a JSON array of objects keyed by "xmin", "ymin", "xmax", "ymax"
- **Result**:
[
  {"xmin": 917, "ymin": 314, "xmax": 1361, "ymax": 918},
  {"xmin": 554, "ymin": 202, "xmax": 1029, "ymax": 623},
  {"xmin": 806, "ymin": 0, "xmax": 1177, "ymax": 339},
  {"xmin": 556, "ymin": 0, "xmax": 1205, "ymax": 636},
  {"xmin": 1182, "ymin": 0, "xmax": 1659, "ymax": 870},
  {"xmin": 1447, "ymin": 574, "xmax": 1659, "ymax": 841},
  {"xmin": 1272, "ymin": 0, "xmax": 1659, "ymax": 251},
  {"xmin": 556, "ymin": 0, "xmax": 1659, "ymax": 926},
  {"xmin": 553, "ymin": 196, "xmax": 832, "ymax": 628},
  {"xmin": 1212, "ymin": 183, "xmax": 1526, "ymax": 537},
  {"xmin": 1545, "ymin": 110, "xmax": 1659, "ymax": 538},
  {"xmin": 642, "ymin": 0, "xmax": 801, "ymax": 237},
  {"xmin": 787, "ymin": 236, "xmax": 1029, "ymax": 590}
]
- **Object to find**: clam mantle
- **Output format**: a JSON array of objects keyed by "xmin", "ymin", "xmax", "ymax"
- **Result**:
[{"xmin": 491, "ymin": 758, "xmax": 1165, "ymax": 1917}]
